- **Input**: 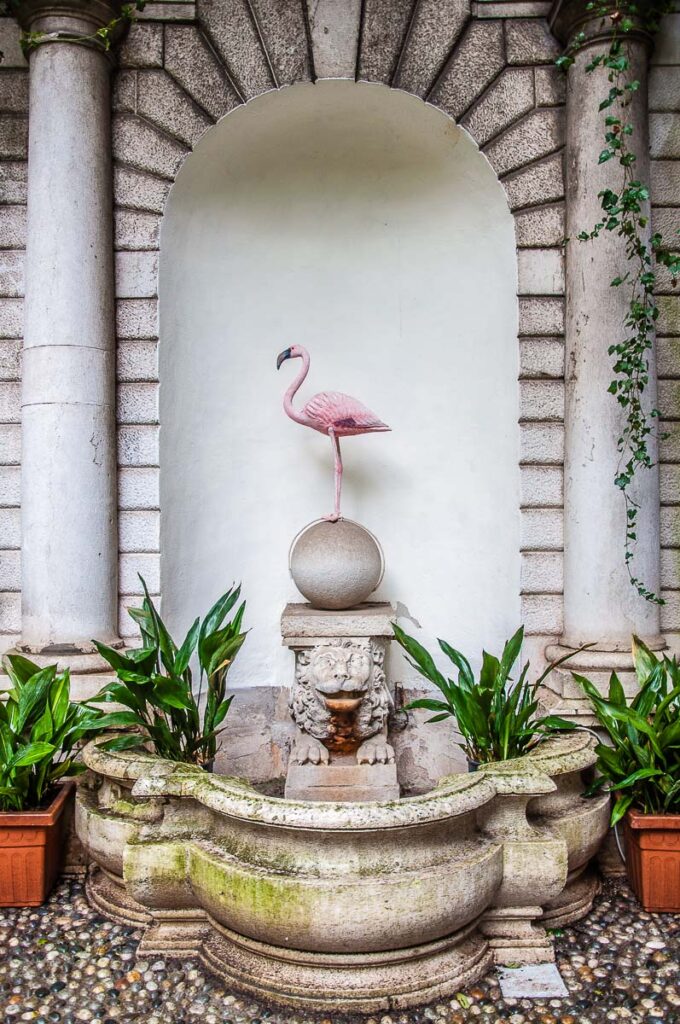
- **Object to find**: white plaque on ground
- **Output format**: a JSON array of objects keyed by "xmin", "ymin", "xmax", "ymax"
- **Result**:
[{"xmin": 497, "ymin": 963, "xmax": 569, "ymax": 999}]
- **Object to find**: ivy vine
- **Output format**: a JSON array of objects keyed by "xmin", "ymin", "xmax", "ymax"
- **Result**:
[{"xmin": 557, "ymin": 1, "xmax": 680, "ymax": 605}]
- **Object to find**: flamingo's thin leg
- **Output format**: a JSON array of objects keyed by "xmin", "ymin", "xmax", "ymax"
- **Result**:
[
  {"xmin": 325, "ymin": 429, "xmax": 342, "ymax": 522},
  {"xmin": 334, "ymin": 432, "xmax": 343, "ymax": 520}
]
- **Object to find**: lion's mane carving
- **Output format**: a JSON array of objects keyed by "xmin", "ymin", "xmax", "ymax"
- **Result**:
[{"xmin": 289, "ymin": 639, "xmax": 391, "ymax": 750}]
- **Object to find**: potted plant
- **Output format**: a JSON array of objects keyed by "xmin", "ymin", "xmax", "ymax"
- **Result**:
[
  {"xmin": 392, "ymin": 624, "xmax": 579, "ymax": 766},
  {"xmin": 575, "ymin": 636, "xmax": 680, "ymax": 912},
  {"xmin": 91, "ymin": 577, "xmax": 247, "ymax": 767},
  {"xmin": 0, "ymin": 655, "xmax": 108, "ymax": 906}
]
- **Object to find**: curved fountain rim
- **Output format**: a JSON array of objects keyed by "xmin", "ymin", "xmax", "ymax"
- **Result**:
[
  {"xmin": 82, "ymin": 732, "xmax": 594, "ymax": 832},
  {"xmin": 521, "ymin": 731, "xmax": 597, "ymax": 773},
  {"xmin": 486, "ymin": 731, "xmax": 596, "ymax": 777}
]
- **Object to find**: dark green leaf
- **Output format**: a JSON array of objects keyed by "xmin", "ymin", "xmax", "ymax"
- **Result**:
[
  {"xmin": 15, "ymin": 666, "xmax": 56, "ymax": 733},
  {"xmin": 437, "ymin": 639, "xmax": 474, "ymax": 689},
  {"xmin": 91, "ymin": 711, "xmax": 143, "ymax": 730},
  {"xmin": 611, "ymin": 793, "xmax": 634, "ymax": 826},
  {"xmin": 174, "ymin": 617, "xmax": 200, "ymax": 676},
  {"xmin": 9, "ymin": 742, "xmax": 56, "ymax": 769}
]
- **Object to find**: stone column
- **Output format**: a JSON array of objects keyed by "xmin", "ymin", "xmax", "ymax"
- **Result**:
[
  {"xmin": 14, "ymin": 0, "xmax": 122, "ymax": 690},
  {"xmin": 547, "ymin": 0, "xmax": 662, "ymax": 717}
]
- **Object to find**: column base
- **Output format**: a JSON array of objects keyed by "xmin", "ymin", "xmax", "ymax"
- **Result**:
[
  {"xmin": 543, "ymin": 637, "xmax": 665, "ymax": 723},
  {"xmin": 479, "ymin": 907, "xmax": 554, "ymax": 965},
  {"xmin": 5, "ymin": 640, "xmax": 121, "ymax": 701}
]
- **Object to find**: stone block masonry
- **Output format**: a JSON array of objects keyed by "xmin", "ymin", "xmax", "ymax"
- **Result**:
[
  {"xmin": 0, "ymin": 30, "xmax": 26, "ymax": 651},
  {"xmin": 1, "ymin": 1, "xmax": 678, "ymax": 714}
]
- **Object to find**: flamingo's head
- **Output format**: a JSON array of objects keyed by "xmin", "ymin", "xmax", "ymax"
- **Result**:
[{"xmin": 276, "ymin": 344, "xmax": 302, "ymax": 370}]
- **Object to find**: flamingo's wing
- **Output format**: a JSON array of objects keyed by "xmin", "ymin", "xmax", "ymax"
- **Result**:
[{"xmin": 302, "ymin": 391, "xmax": 390, "ymax": 433}]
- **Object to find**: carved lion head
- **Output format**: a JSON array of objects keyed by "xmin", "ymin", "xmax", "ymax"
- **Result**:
[{"xmin": 289, "ymin": 639, "xmax": 391, "ymax": 746}]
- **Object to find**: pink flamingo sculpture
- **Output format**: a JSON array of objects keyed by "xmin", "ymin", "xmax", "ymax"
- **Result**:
[{"xmin": 277, "ymin": 345, "xmax": 390, "ymax": 522}]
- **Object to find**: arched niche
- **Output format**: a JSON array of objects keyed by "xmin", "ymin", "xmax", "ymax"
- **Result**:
[{"xmin": 159, "ymin": 80, "xmax": 520, "ymax": 688}]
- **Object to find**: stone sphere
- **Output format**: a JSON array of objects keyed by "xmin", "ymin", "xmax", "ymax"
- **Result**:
[{"xmin": 289, "ymin": 519, "xmax": 384, "ymax": 610}]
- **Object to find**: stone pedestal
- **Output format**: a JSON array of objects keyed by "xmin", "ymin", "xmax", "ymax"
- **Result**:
[
  {"xmin": 282, "ymin": 603, "xmax": 399, "ymax": 802},
  {"xmin": 281, "ymin": 602, "xmax": 395, "ymax": 640},
  {"xmin": 286, "ymin": 760, "xmax": 399, "ymax": 802}
]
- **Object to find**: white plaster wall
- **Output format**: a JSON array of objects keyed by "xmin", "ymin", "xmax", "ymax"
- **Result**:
[{"xmin": 159, "ymin": 80, "xmax": 520, "ymax": 689}]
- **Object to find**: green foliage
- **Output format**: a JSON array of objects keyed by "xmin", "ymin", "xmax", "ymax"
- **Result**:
[
  {"xmin": 92, "ymin": 577, "xmax": 247, "ymax": 766},
  {"xmin": 575, "ymin": 636, "xmax": 680, "ymax": 825},
  {"xmin": 93, "ymin": 3, "xmax": 147, "ymax": 53},
  {"xmin": 392, "ymin": 624, "xmax": 579, "ymax": 764},
  {"xmin": 558, "ymin": 1, "xmax": 678, "ymax": 604},
  {"xmin": 0, "ymin": 655, "xmax": 107, "ymax": 812}
]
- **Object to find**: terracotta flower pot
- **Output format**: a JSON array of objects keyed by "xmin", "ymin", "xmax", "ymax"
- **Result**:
[
  {"xmin": 0, "ymin": 782, "xmax": 74, "ymax": 907},
  {"xmin": 623, "ymin": 808, "xmax": 680, "ymax": 913}
]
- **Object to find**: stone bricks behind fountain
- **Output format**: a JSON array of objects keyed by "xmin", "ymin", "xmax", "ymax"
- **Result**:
[{"xmin": 214, "ymin": 681, "xmax": 465, "ymax": 792}]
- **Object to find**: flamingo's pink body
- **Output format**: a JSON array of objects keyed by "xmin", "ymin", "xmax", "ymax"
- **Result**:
[
  {"xmin": 300, "ymin": 390, "xmax": 389, "ymax": 437},
  {"xmin": 277, "ymin": 345, "xmax": 390, "ymax": 521}
]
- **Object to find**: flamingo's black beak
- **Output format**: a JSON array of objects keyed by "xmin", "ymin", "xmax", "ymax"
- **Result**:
[{"xmin": 276, "ymin": 348, "xmax": 292, "ymax": 370}]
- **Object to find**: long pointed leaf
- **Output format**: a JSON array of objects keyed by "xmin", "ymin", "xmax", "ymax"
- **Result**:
[
  {"xmin": 199, "ymin": 586, "xmax": 240, "ymax": 645},
  {"xmin": 139, "ymin": 576, "xmax": 177, "ymax": 672},
  {"xmin": 174, "ymin": 617, "xmax": 200, "ymax": 676},
  {"xmin": 611, "ymin": 793, "xmax": 634, "ymax": 826},
  {"xmin": 437, "ymin": 639, "xmax": 474, "ymax": 689},
  {"xmin": 3, "ymin": 653, "xmax": 41, "ymax": 688},
  {"xmin": 393, "ymin": 625, "xmax": 449, "ymax": 694},
  {"xmin": 632, "ymin": 634, "xmax": 659, "ymax": 684},
  {"xmin": 15, "ymin": 666, "xmax": 56, "ymax": 734},
  {"xmin": 499, "ymin": 626, "xmax": 524, "ymax": 681},
  {"xmin": 9, "ymin": 741, "xmax": 56, "ymax": 770}
]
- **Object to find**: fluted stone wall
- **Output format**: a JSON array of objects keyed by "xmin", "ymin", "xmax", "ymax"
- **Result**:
[{"xmin": 0, "ymin": 2, "xmax": 676, "ymax": 674}]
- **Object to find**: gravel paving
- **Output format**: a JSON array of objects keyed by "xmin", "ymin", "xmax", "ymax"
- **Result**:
[{"xmin": 0, "ymin": 877, "xmax": 677, "ymax": 1024}]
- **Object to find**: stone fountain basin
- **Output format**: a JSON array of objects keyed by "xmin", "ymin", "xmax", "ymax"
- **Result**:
[
  {"xmin": 78, "ymin": 745, "xmax": 501, "ymax": 953},
  {"xmin": 76, "ymin": 733, "xmax": 609, "ymax": 1011}
]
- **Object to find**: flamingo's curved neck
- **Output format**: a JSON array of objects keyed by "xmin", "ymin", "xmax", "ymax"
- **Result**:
[{"xmin": 284, "ymin": 349, "xmax": 313, "ymax": 426}]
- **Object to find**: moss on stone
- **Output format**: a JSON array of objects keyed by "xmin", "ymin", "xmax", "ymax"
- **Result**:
[
  {"xmin": 127, "ymin": 842, "xmax": 187, "ymax": 884},
  {"xmin": 190, "ymin": 849, "xmax": 313, "ymax": 929}
]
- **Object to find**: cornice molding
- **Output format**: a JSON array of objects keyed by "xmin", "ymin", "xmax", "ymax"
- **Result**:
[{"xmin": 11, "ymin": 0, "xmax": 126, "ymax": 54}]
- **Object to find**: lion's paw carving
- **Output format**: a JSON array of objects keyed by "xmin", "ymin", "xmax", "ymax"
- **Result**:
[
  {"xmin": 291, "ymin": 737, "xmax": 330, "ymax": 766},
  {"xmin": 356, "ymin": 738, "xmax": 395, "ymax": 766}
]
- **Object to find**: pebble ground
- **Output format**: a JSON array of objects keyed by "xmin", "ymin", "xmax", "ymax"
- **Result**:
[{"xmin": 0, "ymin": 877, "xmax": 677, "ymax": 1024}]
